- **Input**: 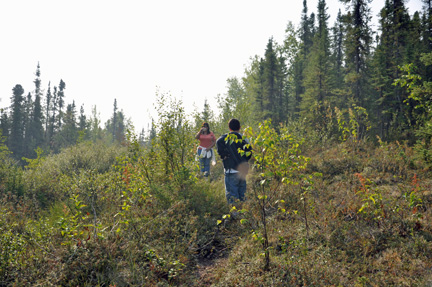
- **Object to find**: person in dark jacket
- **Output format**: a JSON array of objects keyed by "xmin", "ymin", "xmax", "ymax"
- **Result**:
[{"xmin": 216, "ymin": 118, "xmax": 252, "ymax": 204}]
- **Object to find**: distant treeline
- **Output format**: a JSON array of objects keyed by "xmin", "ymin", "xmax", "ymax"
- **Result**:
[
  {"xmin": 0, "ymin": 63, "xmax": 146, "ymax": 162},
  {"xmin": 217, "ymin": 0, "xmax": 432, "ymax": 143},
  {"xmin": 1, "ymin": 0, "xmax": 432, "ymax": 163}
]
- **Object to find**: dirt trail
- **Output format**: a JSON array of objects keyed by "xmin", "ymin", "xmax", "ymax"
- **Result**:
[
  {"xmin": 193, "ymin": 224, "xmax": 235, "ymax": 286},
  {"xmin": 195, "ymin": 255, "xmax": 228, "ymax": 286}
]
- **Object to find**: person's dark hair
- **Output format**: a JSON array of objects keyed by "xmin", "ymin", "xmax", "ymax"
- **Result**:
[
  {"xmin": 201, "ymin": 122, "xmax": 211, "ymax": 134},
  {"xmin": 228, "ymin": 118, "xmax": 240, "ymax": 131}
]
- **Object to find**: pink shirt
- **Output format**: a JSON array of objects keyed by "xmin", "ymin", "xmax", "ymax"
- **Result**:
[{"xmin": 198, "ymin": 132, "xmax": 216, "ymax": 148}]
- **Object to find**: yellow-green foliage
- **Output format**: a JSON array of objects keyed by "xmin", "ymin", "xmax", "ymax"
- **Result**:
[{"xmin": 2, "ymin": 115, "xmax": 432, "ymax": 286}]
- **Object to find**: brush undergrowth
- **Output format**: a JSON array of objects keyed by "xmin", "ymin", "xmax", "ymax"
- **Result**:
[
  {"xmin": 2, "ymin": 122, "xmax": 432, "ymax": 286},
  {"xmin": 211, "ymin": 138, "xmax": 432, "ymax": 287}
]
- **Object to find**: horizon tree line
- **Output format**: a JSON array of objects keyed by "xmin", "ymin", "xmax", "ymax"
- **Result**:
[
  {"xmin": 0, "ymin": 63, "xmax": 134, "ymax": 163},
  {"xmin": 217, "ymin": 0, "xmax": 431, "ymax": 142},
  {"xmin": 2, "ymin": 0, "xmax": 432, "ymax": 163}
]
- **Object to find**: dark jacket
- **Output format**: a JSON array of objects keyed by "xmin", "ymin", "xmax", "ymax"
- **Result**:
[{"xmin": 216, "ymin": 132, "xmax": 252, "ymax": 171}]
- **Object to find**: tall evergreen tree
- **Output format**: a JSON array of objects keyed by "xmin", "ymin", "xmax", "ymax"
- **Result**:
[
  {"xmin": 89, "ymin": 106, "xmax": 103, "ymax": 142},
  {"xmin": 23, "ymin": 92, "xmax": 33, "ymax": 158},
  {"xmin": 407, "ymin": 12, "xmax": 423, "ymax": 65},
  {"xmin": 31, "ymin": 93, "xmax": 44, "ymax": 150},
  {"xmin": 9, "ymin": 85, "xmax": 25, "ymax": 160},
  {"xmin": 201, "ymin": 99, "xmax": 213, "ymax": 123},
  {"xmin": 78, "ymin": 104, "xmax": 87, "ymax": 131},
  {"xmin": 50, "ymin": 85, "xmax": 58, "ymax": 146},
  {"xmin": 242, "ymin": 56, "xmax": 264, "ymax": 122},
  {"xmin": 282, "ymin": 21, "xmax": 301, "ymax": 118},
  {"xmin": 340, "ymin": 0, "xmax": 373, "ymax": 108},
  {"xmin": 258, "ymin": 37, "xmax": 287, "ymax": 125},
  {"xmin": 372, "ymin": 0, "xmax": 412, "ymax": 139},
  {"xmin": 112, "ymin": 99, "xmax": 118, "ymax": 142},
  {"xmin": 301, "ymin": 0, "xmax": 334, "ymax": 129},
  {"xmin": 115, "ymin": 111, "xmax": 126, "ymax": 143},
  {"xmin": 262, "ymin": 37, "xmax": 277, "ymax": 118},
  {"xmin": 149, "ymin": 118, "xmax": 157, "ymax": 142},
  {"xmin": 54, "ymin": 101, "xmax": 78, "ymax": 150},
  {"xmin": 44, "ymin": 82, "xmax": 52, "ymax": 145},
  {"xmin": 300, "ymin": 0, "xmax": 316, "ymax": 58},
  {"xmin": 330, "ymin": 9, "xmax": 346, "ymax": 107},
  {"xmin": 106, "ymin": 100, "xmax": 127, "ymax": 144},
  {"xmin": 28, "ymin": 63, "xmax": 45, "ymax": 156},
  {"xmin": 0, "ymin": 110, "xmax": 10, "ymax": 145},
  {"xmin": 422, "ymin": 0, "xmax": 432, "ymax": 82},
  {"xmin": 57, "ymin": 79, "xmax": 66, "ymax": 129},
  {"xmin": 77, "ymin": 104, "xmax": 88, "ymax": 142},
  {"xmin": 292, "ymin": 0, "xmax": 316, "ymax": 116}
]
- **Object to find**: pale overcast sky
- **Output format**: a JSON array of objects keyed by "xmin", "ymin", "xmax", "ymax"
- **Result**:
[{"xmin": 0, "ymin": 0, "xmax": 424, "ymax": 132}]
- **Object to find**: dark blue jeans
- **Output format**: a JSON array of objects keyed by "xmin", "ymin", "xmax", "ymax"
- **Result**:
[{"xmin": 224, "ymin": 172, "xmax": 246, "ymax": 204}]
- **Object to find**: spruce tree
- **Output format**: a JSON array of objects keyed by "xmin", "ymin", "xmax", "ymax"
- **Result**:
[
  {"xmin": 242, "ymin": 56, "xmax": 265, "ymax": 122},
  {"xmin": 112, "ymin": 99, "xmax": 118, "ymax": 141},
  {"xmin": 260, "ymin": 37, "xmax": 287, "ymax": 125},
  {"xmin": 23, "ymin": 92, "xmax": 34, "ymax": 158},
  {"xmin": 331, "ymin": 9, "xmax": 346, "ymax": 108},
  {"xmin": 78, "ymin": 104, "xmax": 87, "ymax": 131},
  {"xmin": 114, "ymin": 110, "xmax": 126, "ymax": 143},
  {"xmin": 300, "ymin": 0, "xmax": 315, "ymax": 59},
  {"xmin": 50, "ymin": 85, "xmax": 58, "ymax": 147},
  {"xmin": 422, "ymin": 0, "xmax": 432, "ymax": 81},
  {"xmin": 292, "ymin": 0, "xmax": 316, "ymax": 116},
  {"xmin": 29, "ymin": 63, "xmax": 44, "ymax": 156},
  {"xmin": 77, "ymin": 104, "xmax": 88, "ymax": 142},
  {"xmin": 57, "ymin": 79, "xmax": 66, "ymax": 129},
  {"xmin": 149, "ymin": 118, "xmax": 157, "ymax": 142},
  {"xmin": 282, "ymin": 21, "xmax": 301, "ymax": 118},
  {"xmin": 9, "ymin": 85, "xmax": 25, "ymax": 160},
  {"xmin": 301, "ymin": 0, "xmax": 334, "ymax": 129},
  {"xmin": 54, "ymin": 101, "xmax": 78, "ymax": 150},
  {"xmin": 276, "ymin": 51, "xmax": 289, "ymax": 124},
  {"xmin": 106, "ymin": 100, "xmax": 127, "ymax": 143},
  {"xmin": 0, "ymin": 110, "xmax": 10, "ymax": 145},
  {"xmin": 201, "ymin": 99, "xmax": 213, "ymax": 122},
  {"xmin": 89, "ymin": 106, "xmax": 102, "ymax": 142},
  {"xmin": 44, "ymin": 82, "xmax": 52, "ymax": 145},
  {"xmin": 262, "ymin": 38, "xmax": 277, "ymax": 120},
  {"xmin": 340, "ymin": 0, "xmax": 373, "ymax": 108},
  {"xmin": 372, "ymin": 0, "xmax": 412, "ymax": 139},
  {"xmin": 29, "ymin": 91, "xmax": 44, "ymax": 156}
]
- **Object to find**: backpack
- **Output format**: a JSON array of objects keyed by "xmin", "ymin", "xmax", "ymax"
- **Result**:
[{"xmin": 216, "ymin": 132, "xmax": 252, "ymax": 173}]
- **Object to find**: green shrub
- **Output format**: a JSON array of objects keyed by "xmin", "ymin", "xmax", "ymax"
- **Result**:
[{"xmin": 23, "ymin": 141, "xmax": 125, "ymax": 208}]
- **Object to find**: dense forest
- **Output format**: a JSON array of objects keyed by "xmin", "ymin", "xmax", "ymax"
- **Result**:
[{"xmin": 1, "ymin": 0, "xmax": 432, "ymax": 286}]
